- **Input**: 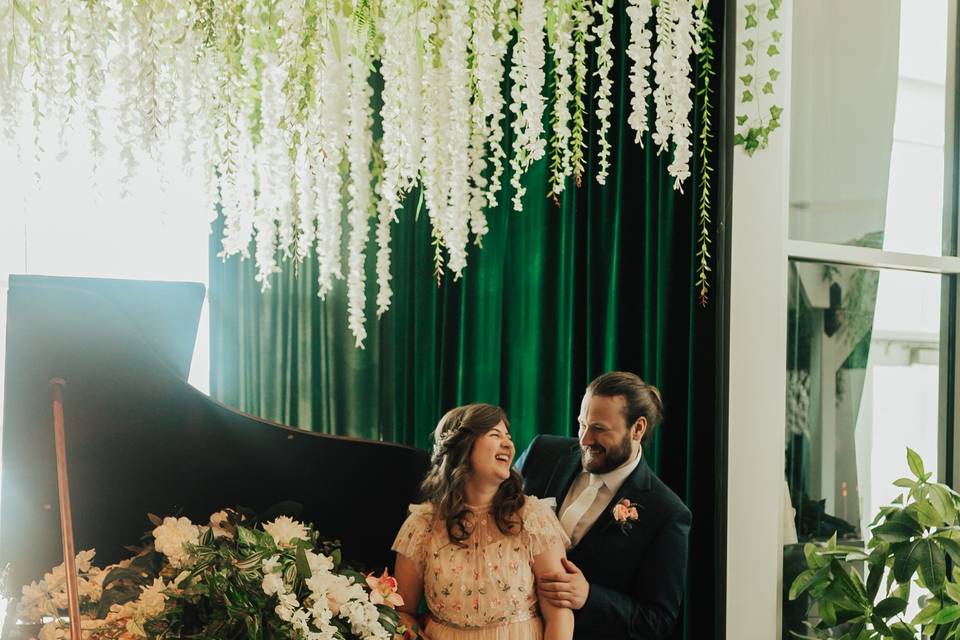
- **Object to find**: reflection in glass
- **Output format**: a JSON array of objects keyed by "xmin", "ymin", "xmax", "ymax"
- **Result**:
[
  {"xmin": 782, "ymin": 262, "xmax": 941, "ymax": 635},
  {"xmin": 789, "ymin": 1, "xmax": 948, "ymax": 255}
]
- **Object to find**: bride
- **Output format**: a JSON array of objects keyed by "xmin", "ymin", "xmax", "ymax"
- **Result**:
[{"xmin": 392, "ymin": 403, "xmax": 573, "ymax": 640}]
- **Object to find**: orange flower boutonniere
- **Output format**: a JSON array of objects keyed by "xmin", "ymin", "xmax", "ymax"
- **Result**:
[{"xmin": 612, "ymin": 499, "xmax": 641, "ymax": 534}]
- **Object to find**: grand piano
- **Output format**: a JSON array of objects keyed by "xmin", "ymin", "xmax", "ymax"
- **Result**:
[{"xmin": 0, "ymin": 275, "xmax": 430, "ymax": 614}]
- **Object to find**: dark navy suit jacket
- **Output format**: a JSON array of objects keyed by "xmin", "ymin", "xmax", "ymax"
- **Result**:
[{"xmin": 516, "ymin": 435, "xmax": 691, "ymax": 640}]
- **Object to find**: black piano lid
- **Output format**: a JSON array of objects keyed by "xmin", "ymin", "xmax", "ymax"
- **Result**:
[{"xmin": 1, "ymin": 275, "xmax": 429, "ymax": 593}]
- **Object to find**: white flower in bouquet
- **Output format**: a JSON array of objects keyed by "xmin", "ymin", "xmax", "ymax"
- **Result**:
[
  {"xmin": 261, "ymin": 555, "xmax": 285, "ymax": 596},
  {"xmin": 124, "ymin": 577, "xmax": 168, "ymax": 637},
  {"xmin": 263, "ymin": 515, "xmax": 309, "ymax": 548},
  {"xmin": 152, "ymin": 516, "xmax": 200, "ymax": 568},
  {"xmin": 305, "ymin": 549, "xmax": 335, "ymax": 575},
  {"xmin": 340, "ymin": 599, "xmax": 391, "ymax": 640},
  {"xmin": 276, "ymin": 591, "xmax": 300, "ymax": 622},
  {"xmin": 18, "ymin": 580, "xmax": 52, "ymax": 621}
]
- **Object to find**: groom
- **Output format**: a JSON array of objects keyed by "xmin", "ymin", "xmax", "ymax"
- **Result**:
[{"xmin": 516, "ymin": 371, "xmax": 691, "ymax": 640}]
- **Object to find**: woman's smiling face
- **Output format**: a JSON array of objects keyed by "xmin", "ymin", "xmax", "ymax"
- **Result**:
[{"xmin": 469, "ymin": 420, "xmax": 515, "ymax": 484}]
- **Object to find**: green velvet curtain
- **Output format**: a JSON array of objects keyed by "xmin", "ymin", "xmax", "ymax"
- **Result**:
[{"xmin": 210, "ymin": 3, "xmax": 723, "ymax": 638}]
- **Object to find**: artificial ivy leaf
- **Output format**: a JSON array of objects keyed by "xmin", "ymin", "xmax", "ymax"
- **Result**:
[
  {"xmin": 741, "ymin": 90, "xmax": 754, "ymax": 103},
  {"xmin": 734, "ymin": 133, "xmax": 745, "ymax": 145},
  {"xmin": 766, "ymin": 8, "xmax": 778, "ymax": 20},
  {"xmin": 770, "ymin": 105, "xmax": 783, "ymax": 119},
  {"xmin": 767, "ymin": 44, "xmax": 780, "ymax": 57},
  {"xmin": 744, "ymin": 3, "xmax": 758, "ymax": 14},
  {"xmin": 769, "ymin": 68, "xmax": 780, "ymax": 81},
  {"xmin": 772, "ymin": 30, "xmax": 783, "ymax": 42},
  {"xmin": 744, "ymin": 15, "xmax": 757, "ymax": 29},
  {"xmin": 762, "ymin": 82, "xmax": 773, "ymax": 95},
  {"xmin": 740, "ymin": 74, "xmax": 753, "ymax": 86},
  {"xmin": 742, "ymin": 38, "xmax": 755, "ymax": 51},
  {"xmin": 907, "ymin": 448, "xmax": 926, "ymax": 479},
  {"xmin": 745, "ymin": 54, "xmax": 756, "ymax": 65},
  {"xmin": 736, "ymin": 115, "xmax": 748, "ymax": 126}
]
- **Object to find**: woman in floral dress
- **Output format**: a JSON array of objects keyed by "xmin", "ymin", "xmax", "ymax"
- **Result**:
[{"xmin": 392, "ymin": 403, "xmax": 573, "ymax": 640}]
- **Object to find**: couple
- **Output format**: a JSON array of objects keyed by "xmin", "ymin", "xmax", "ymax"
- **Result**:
[{"xmin": 391, "ymin": 371, "xmax": 692, "ymax": 640}]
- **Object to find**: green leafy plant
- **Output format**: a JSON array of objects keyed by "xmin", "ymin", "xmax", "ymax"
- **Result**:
[
  {"xmin": 734, "ymin": 0, "xmax": 782, "ymax": 155},
  {"xmin": 790, "ymin": 449, "xmax": 960, "ymax": 640}
]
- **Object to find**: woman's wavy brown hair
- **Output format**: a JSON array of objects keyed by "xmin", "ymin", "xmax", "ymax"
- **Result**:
[{"xmin": 419, "ymin": 403, "xmax": 525, "ymax": 545}]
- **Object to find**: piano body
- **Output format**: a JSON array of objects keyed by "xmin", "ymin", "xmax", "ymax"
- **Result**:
[{"xmin": 0, "ymin": 275, "xmax": 430, "ymax": 611}]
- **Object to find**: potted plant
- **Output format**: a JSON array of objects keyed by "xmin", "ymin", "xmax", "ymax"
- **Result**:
[{"xmin": 790, "ymin": 449, "xmax": 960, "ymax": 639}]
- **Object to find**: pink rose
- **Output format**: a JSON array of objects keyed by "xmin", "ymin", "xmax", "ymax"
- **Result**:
[{"xmin": 612, "ymin": 503, "xmax": 630, "ymax": 522}]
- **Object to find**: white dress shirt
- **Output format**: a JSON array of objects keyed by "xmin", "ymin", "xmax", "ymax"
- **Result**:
[{"xmin": 558, "ymin": 447, "xmax": 644, "ymax": 546}]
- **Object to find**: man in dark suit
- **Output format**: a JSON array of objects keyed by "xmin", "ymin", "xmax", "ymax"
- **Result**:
[{"xmin": 516, "ymin": 371, "xmax": 691, "ymax": 640}]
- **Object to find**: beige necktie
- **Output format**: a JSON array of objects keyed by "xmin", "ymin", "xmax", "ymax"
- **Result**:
[{"xmin": 559, "ymin": 474, "xmax": 603, "ymax": 540}]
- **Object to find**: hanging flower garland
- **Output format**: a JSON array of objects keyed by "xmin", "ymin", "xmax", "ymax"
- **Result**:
[{"xmin": 0, "ymin": 0, "xmax": 714, "ymax": 345}]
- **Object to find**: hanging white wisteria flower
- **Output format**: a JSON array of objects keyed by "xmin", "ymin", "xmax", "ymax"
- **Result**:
[
  {"xmin": 625, "ymin": 0, "xmax": 655, "ymax": 145},
  {"xmin": 508, "ymin": 0, "xmax": 548, "ymax": 211},
  {"xmin": 592, "ymin": 0, "xmax": 616, "ymax": 186},
  {"xmin": 0, "ymin": 0, "xmax": 715, "ymax": 345},
  {"xmin": 547, "ymin": 0, "xmax": 576, "ymax": 197}
]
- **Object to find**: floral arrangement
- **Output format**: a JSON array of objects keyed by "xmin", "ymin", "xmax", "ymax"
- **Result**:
[
  {"xmin": 0, "ymin": 0, "xmax": 715, "ymax": 345},
  {"xmin": 16, "ymin": 509, "xmax": 403, "ymax": 640}
]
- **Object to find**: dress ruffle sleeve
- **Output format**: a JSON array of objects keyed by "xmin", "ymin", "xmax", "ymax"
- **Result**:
[
  {"xmin": 521, "ymin": 496, "xmax": 570, "ymax": 559},
  {"xmin": 391, "ymin": 503, "xmax": 434, "ymax": 571}
]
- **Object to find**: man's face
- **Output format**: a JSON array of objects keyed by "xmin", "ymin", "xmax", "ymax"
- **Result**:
[{"xmin": 577, "ymin": 392, "xmax": 644, "ymax": 473}]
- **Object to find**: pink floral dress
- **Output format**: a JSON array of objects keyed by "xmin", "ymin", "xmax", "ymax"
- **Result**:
[{"xmin": 392, "ymin": 496, "xmax": 569, "ymax": 640}]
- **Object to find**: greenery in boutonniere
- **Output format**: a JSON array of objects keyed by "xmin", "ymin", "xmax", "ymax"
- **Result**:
[
  {"xmin": 789, "ymin": 449, "xmax": 960, "ymax": 640},
  {"xmin": 734, "ymin": 0, "xmax": 783, "ymax": 156}
]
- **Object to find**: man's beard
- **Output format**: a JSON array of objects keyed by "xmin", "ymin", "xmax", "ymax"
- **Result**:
[{"xmin": 581, "ymin": 433, "xmax": 633, "ymax": 474}]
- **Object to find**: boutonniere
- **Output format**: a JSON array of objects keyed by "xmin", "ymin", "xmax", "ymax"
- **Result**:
[{"xmin": 612, "ymin": 499, "xmax": 641, "ymax": 534}]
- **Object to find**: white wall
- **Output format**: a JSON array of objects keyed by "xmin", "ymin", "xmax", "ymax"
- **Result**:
[{"xmin": 727, "ymin": 1, "xmax": 793, "ymax": 638}]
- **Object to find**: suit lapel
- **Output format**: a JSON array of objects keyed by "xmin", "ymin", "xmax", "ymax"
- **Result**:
[
  {"xmin": 576, "ymin": 457, "xmax": 653, "ymax": 546},
  {"xmin": 546, "ymin": 447, "xmax": 583, "ymax": 506}
]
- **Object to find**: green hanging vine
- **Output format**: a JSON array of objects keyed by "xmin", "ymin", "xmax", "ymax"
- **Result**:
[
  {"xmin": 696, "ymin": 10, "xmax": 715, "ymax": 307},
  {"xmin": 734, "ymin": 0, "xmax": 782, "ymax": 155}
]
